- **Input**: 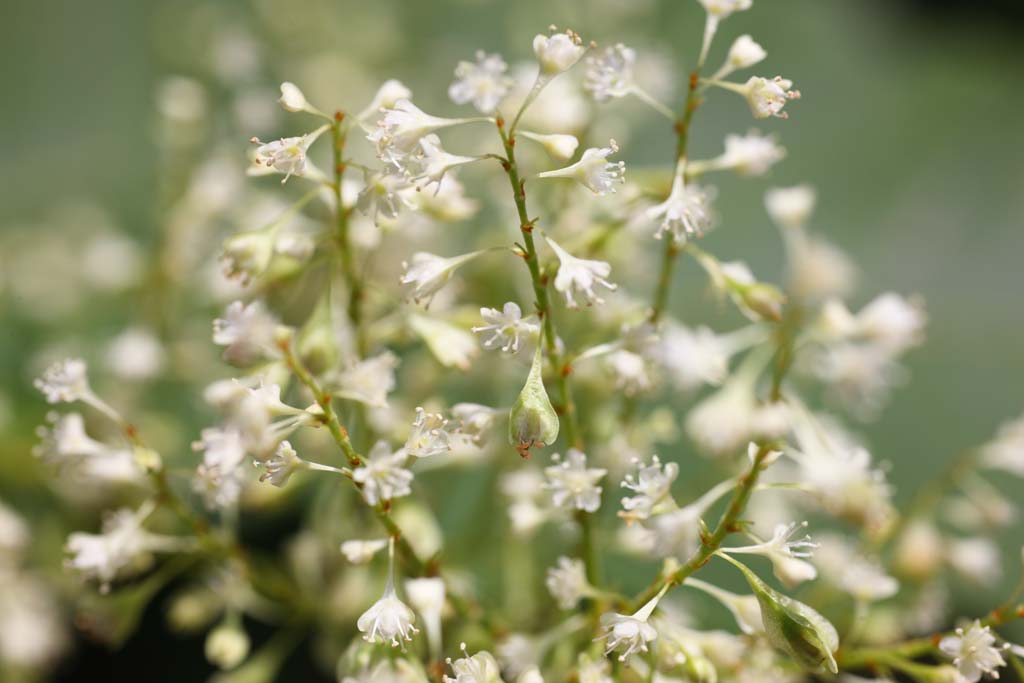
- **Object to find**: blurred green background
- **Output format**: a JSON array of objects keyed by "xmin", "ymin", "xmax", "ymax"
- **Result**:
[{"xmin": 2, "ymin": 0, "xmax": 1022, "ymax": 680}]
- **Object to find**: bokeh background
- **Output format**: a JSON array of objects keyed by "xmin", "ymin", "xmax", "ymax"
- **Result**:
[{"xmin": 2, "ymin": 0, "xmax": 1022, "ymax": 680}]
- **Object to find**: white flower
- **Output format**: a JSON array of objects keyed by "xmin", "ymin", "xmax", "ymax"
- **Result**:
[
  {"xmin": 533, "ymin": 30, "xmax": 586, "ymax": 76},
  {"xmin": 400, "ymin": 250, "xmax": 486, "ymax": 306},
  {"xmin": 405, "ymin": 407, "xmax": 452, "ymax": 458},
  {"xmin": 408, "ymin": 314, "xmax": 479, "ymax": 371},
  {"xmin": 251, "ymin": 125, "xmax": 328, "ymax": 182},
  {"xmin": 939, "ymin": 621, "xmax": 1008, "ymax": 683},
  {"xmin": 855, "ymin": 293, "xmax": 927, "ymax": 354},
  {"xmin": 334, "ymin": 352, "xmax": 399, "ymax": 408},
  {"xmin": 544, "ymin": 449, "xmax": 607, "ymax": 513},
  {"xmin": 717, "ymin": 130, "xmax": 786, "ymax": 176},
  {"xmin": 597, "ymin": 586, "xmax": 666, "ymax": 662},
  {"xmin": 655, "ymin": 323, "xmax": 733, "ymax": 391},
  {"xmin": 722, "ymin": 521, "xmax": 819, "ymax": 588},
  {"xmin": 258, "ymin": 440, "xmax": 304, "ymax": 487},
  {"xmin": 193, "ymin": 426, "xmax": 247, "ymax": 475},
  {"xmin": 947, "ymin": 537, "xmax": 1002, "ymax": 585},
  {"xmin": 741, "ymin": 76, "xmax": 801, "ymax": 119},
  {"xmin": 414, "ymin": 174, "xmax": 480, "ymax": 222},
  {"xmin": 33, "ymin": 412, "xmax": 110, "ymax": 465},
  {"xmin": 277, "ymin": 81, "xmax": 321, "ymax": 116},
  {"xmin": 340, "ymin": 538, "xmax": 388, "ymax": 564},
  {"xmin": 448, "ymin": 51, "xmax": 511, "ymax": 113},
  {"xmin": 766, "ymin": 184, "xmax": 817, "ymax": 230},
  {"xmin": 444, "ymin": 644, "xmax": 503, "ymax": 683},
  {"xmin": 220, "ymin": 230, "xmax": 275, "ymax": 285},
  {"xmin": 405, "ymin": 577, "xmax": 445, "ymax": 659},
  {"xmin": 412, "ymin": 134, "xmax": 481, "ymax": 190},
  {"xmin": 577, "ymin": 655, "xmax": 614, "ymax": 683},
  {"xmin": 472, "ymin": 302, "xmax": 540, "ymax": 353},
  {"xmin": 356, "ymin": 79, "xmax": 413, "ymax": 122},
  {"xmin": 584, "ymin": 43, "xmax": 636, "ymax": 101},
  {"xmin": 980, "ymin": 414, "xmax": 1024, "ymax": 477},
  {"xmin": 726, "ymin": 35, "xmax": 766, "ymax": 71},
  {"xmin": 368, "ymin": 99, "xmax": 476, "ymax": 171},
  {"xmin": 700, "ymin": 0, "xmax": 752, "ymax": 19},
  {"xmin": 356, "ymin": 171, "xmax": 415, "ymax": 224},
  {"xmin": 545, "ymin": 236, "xmax": 617, "ymax": 308},
  {"xmin": 620, "ymin": 455, "xmax": 679, "ymax": 522},
  {"xmin": 357, "ymin": 539, "xmax": 418, "ymax": 648},
  {"xmin": 546, "ymin": 556, "xmax": 592, "ymax": 609},
  {"xmin": 452, "ymin": 403, "xmax": 501, "ymax": 445},
  {"xmin": 65, "ymin": 506, "xmax": 186, "ymax": 591},
  {"xmin": 645, "ymin": 478, "xmax": 737, "ymax": 558},
  {"xmin": 212, "ymin": 300, "xmax": 280, "ymax": 366},
  {"xmin": 685, "ymin": 369, "xmax": 789, "ymax": 455},
  {"xmin": 537, "ymin": 140, "xmax": 625, "ymax": 195},
  {"xmin": 647, "ymin": 162, "xmax": 714, "ymax": 242},
  {"xmin": 35, "ymin": 359, "xmax": 91, "ymax": 404},
  {"xmin": 352, "ymin": 441, "xmax": 413, "ymax": 506},
  {"xmin": 517, "ymin": 131, "xmax": 579, "ymax": 160},
  {"xmin": 105, "ymin": 328, "xmax": 165, "ymax": 380},
  {"xmin": 605, "ymin": 350, "xmax": 651, "ymax": 395},
  {"xmin": 785, "ymin": 231, "xmax": 857, "ymax": 301}
]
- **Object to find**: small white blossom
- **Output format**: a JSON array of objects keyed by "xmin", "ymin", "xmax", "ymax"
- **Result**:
[
  {"xmin": 411, "ymin": 134, "xmax": 481, "ymax": 190},
  {"xmin": 537, "ymin": 140, "xmax": 625, "ymax": 195},
  {"xmin": 980, "ymin": 414, "xmax": 1024, "ymax": 477},
  {"xmin": 544, "ymin": 449, "xmax": 607, "ymax": 513},
  {"xmin": 448, "ymin": 51, "xmax": 511, "ymax": 113},
  {"xmin": 726, "ymin": 35, "xmax": 767, "ymax": 72},
  {"xmin": 334, "ymin": 352, "xmax": 399, "ymax": 408},
  {"xmin": 717, "ymin": 130, "xmax": 786, "ymax": 176},
  {"xmin": 472, "ymin": 302, "xmax": 540, "ymax": 353},
  {"xmin": 405, "ymin": 577, "xmax": 445, "ymax": 659},
  {"xmin": 369, "ymin": 99, "xmax": 476, "ymax": 171},
  {"xmin": 947, "ymin": 537, "xmax": 1002, "ymax": 585},
  {"xmin": 517, "ymin": 131, "xmax": 579, "ymax": 160},
  {"xmin": 655, "ymin": 323, "xmax": 733, "ymax": 391},
  {"xmin": 258, "ymin": 440, "xmax": 304, "ymax": 487},
  {"xmin": 597, "ymin": 586, "xmax": 666, "ymax": 662},
  {"xmin": 452, "ymin": 403, "xmax": 502, "ymax": 445},
  {"xmin": 357, "ymin": 539, "xmax": 418, "ymax": 648},
  {"xmin": 212, "ymin": 300, "xmax": 280, "ymax": 366},
  {"xmin": 647, "ymin": 162, "xmax": 714, "ymax": 242},
  {"xmin": 408, "ymin": 314, "xmax": 480, "ymax": 371},
  {"xmin": 545, "ymin": 236, "xmax": 617, "ymax": 308},
  {"xmin": 546, "ymin": 556, "xmax": 592, "ymax": 609},
  {"xmin": 405, "ymin": 407, "xmax": 452, "ymax": 458},
  {"xmin": 685, "ymin": 369, "xmax": 789, "ymax": 455},
  {"xmin": 766, "ymin": 184, "xmax": 817, "ymax": 230},
  {"xmin": 356, "ymin": 171, "xmax": 415, "ymax": 224},
  {"xmin": 584, "ymin": 43, "xmax": 636, "ymax": 101},
  {"xmin": 34, "ymin": 412, "xmax": 109, "ymax": 465},
  {"xmin": 723, "ymin": 521, "xmax": 819, "ymax": 588},
  {"xmin": 533, "ymin": 29, "xmax": 586, "ymax": 76},
  {"xmin": 741, "ymin": 76, "xmax": 801, "ymax": 119},
  {"xmin": 356, "ymin": 79, "xmax": 413, "ymax": 122},
  {"xmin": 277, "ymin": 81, "xmax": 321, "ymax": 116},
  {"xmin": 939, "ymin": 621, "xmax": 1008, "ymax": 683},
  {"xmin": 400, "ymin": 250, "xmax": 487, "ymax": 306},
  {"xmin": 352, "ymin": 442, "xmax": 413, "ymax": 506},
  {"xmin": 204, "ymin": 621, "xmax": 250, "ymax": 670},
  {"xmin": 620, "ymin": 455, "xmax": 679, "ymax": 522},
  {"xmin": 700, "ymin": 0, "xmax": 752, "ymax": 19},
  {"xmin": 444, "ymin": 644, "xmax": 503, "ymax": 683},
  {"xmin": 855, "ymin": 293, "xmax": 927, "ymax": 354},
  {"xmin": 35, "ymin": 359, "xmax": 91, "ymax": 405},
  {"xmin": 220, "ymin": 230, "xmax": 275, "ymax": 285},
  {"xmin": 105, "ymin": 327, "xmax": 165, "ymax": 380},
  {"xmin": 340, "ymin": 538, "xmax": 388, "ymax": 564},
  {"xmin": 683, "ymin": 577, "xmax": 765, "ymax": 635},
  {"xmin": 605, "ymin": 350, "xmax": 651, "ymax": 395},
  {"xmin": 251, "ymin": 125, "xmax": 328, "ymax": 182},
  {"xmin": 577, "ymin": 655, "xmax": 614, "ymax": 683}
]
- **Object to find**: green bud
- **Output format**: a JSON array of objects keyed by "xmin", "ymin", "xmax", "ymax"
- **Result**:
[
  {"xmin": 508, "ymin": 345, "xmax": 559, "ymax": 457},
  {"xmin": 721, "ymin": 553, "xmax": 838, "ymax": 673}
]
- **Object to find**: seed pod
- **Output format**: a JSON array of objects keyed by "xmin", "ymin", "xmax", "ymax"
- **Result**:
[{"xmin": 508, "ymin": 345, "xmax": 559, "ymax": 457}]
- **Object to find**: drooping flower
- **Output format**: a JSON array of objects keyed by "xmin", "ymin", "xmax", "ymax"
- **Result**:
[
  {"xmin": 533, "ymin": 29, "xmax": 587, "ymax": 76},
  {"xmin": 444, "ymin": 643, "xmax": 503, "ymax": 683},
  {"xmin": 545, "ymin": 236, "xmax": 617, "ymax": 308},
  {"xmin": 352, "ymin": 442, "xmax": 413, "ymax": 506},
  {"xmin": 722, "ymin": 521, "xmax": 819, "ymax": 588},
  {"xmin": 620, "ymin": 455, "xmax": 679, "ymax": 522},
  {"xmin": 448, "ymin": 51, "xmax": 512, "ymax": 113},
  {"xmin": 584, "ymin": 43, "xmax": 636, "ymax": 101},
  {"xmin": 544, "ymin": 449, "xmax": 607, "ymax": 513},
  {"xmin": 357, "ymin": 538, "xmax": 418, "ymax": 648},
  {"xmin": 597, "ymin": 585, "xmax": 667, "ymax": 662},
  {"xmin": 647, "ymin": 161, "xmax": 714, "ymax": 242},
  {"xmin": 939, "ymin": 621, "xmax": 1009, "ymax": 683},
  {"xmin": 400, "ymin": 250, "xmax": 488, "ymax": 306},
  {"xmin": 537, "ymin": 140, "xmax": 625, "ymax": 195},
  {"xmin": 405, "ymin": 407, "xmax": 452, "ymax": 458},
  {"xmin": 472, "ymin": 302, "xmax": 540, "ymax": 353}
]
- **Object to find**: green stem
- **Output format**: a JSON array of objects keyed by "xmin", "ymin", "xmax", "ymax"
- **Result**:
[
  {"xmin": 648, "ymin": 69, "xmax": 703, "ymax": 325},
  {"xmin": 331, "ymin": 114, "xmax": 367, "ymax": 357},
  {"xmin": 628, "ymin": 442, "xmax": 776, "ymax": 610},
  {"xmin": 496, "ymin": 119, "xmax": 581, "ymax": 449}
]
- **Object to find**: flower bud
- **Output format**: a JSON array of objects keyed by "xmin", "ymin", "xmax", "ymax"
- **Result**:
[
  {"xmin": 508, "ymin": 346, "xmax": 560, "ymax": 457},
  {"xmin": 532, "ymin": 29, "xmax": 586, "ymax": 76},
  {"xmin": 723, "ymin": 554, "xmax": 838, "ymax": 673},
  {"xmin": 205, "ymin": 620, "xmax": 250, "ymax": 670}
]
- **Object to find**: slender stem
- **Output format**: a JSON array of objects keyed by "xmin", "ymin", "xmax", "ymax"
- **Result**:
[
  {"xmin": 496, "ymin": 118, "xmax": 581, "ymax": 449},
  {"xmin": 576, "ymin": 510, "xmax": 600, "ymax": 587},
  {"xmin": 628, "ymin": 442, "xmax": 776, "ymax": 610},
  {"xmin": 330, "ymin": 113, "xmax": 367, "ymax": 357},
  {"xmin": 648, "ymin": 68, "xmax": 703, "ymax": 324}
]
